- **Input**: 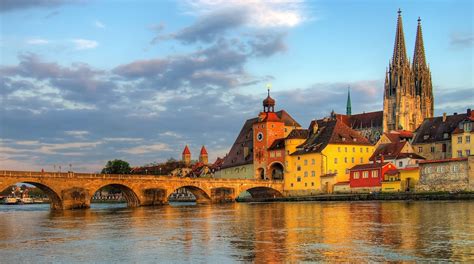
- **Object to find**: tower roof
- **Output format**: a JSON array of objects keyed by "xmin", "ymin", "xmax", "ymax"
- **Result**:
[
  {"xmin": 182, "ymin": 145, "xmax": 191, "ymax": 155},
  {"xmin": 263, "ymin": 89, "xmax": 275, "ymax": 107},
  {"xmin": 200, "ymin": 145, "xmax": 208, "ymax": 155},
  {"xmin": 413, "ymin": 17, "xmax": 427, "ymax": 70},
  {"xmin": 392, "ymin": 9, "xmax": 408, "ymax": 66},
  {"xmin": 346, "ymin": 86, "xmax": 352, "ymax": 116}
]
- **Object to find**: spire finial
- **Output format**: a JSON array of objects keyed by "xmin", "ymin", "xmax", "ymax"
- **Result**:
[
  {"xmin": 398, "ymin": 8, "xmax": 402, "ymax": 15},
  {"xmin": 346, "ymin": 86, "xmax": 352, "ymax": 116},
  {"xmin": 266, "ymin": 83, "xmax": 272, "ymax": 97},
  {"xmin": 418, "ymin": 17, "xmax": 421, "ymax": 23}
]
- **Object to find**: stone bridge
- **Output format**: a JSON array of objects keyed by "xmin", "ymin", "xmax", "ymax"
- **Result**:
[{"xmin": 0, "ymin": 170, "xmax": 284, "ymax": 210}]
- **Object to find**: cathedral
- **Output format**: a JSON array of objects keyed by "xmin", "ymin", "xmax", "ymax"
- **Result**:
[{"xmin": 383, "ymin": 9, "xmax": 434, "ymax": 132}]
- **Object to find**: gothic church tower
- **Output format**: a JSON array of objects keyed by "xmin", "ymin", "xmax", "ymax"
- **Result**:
[
  {"xmin": 383, "ymin": 9, "xmax": 433, "ymax": 132},
  {"xmin": 412, "ymin": 17, "xmax": 434, "ymax": 122}
]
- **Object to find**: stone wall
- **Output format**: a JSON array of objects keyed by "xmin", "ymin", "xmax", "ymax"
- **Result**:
[{"xmin": 417, "ymin": 158, "xmax": 471, "ymax": 192}]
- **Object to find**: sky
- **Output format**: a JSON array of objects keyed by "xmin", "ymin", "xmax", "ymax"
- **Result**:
[{"xmin": 1, "ymin": 0, "xmax": 473, "ymax": 172}]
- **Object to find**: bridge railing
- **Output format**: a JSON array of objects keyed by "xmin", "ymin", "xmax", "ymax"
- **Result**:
[{"xmin": 0, "ymin": 170, "xmax": 284, "ymax": 185}]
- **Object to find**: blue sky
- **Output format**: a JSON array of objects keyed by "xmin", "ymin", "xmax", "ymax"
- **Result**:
[{"xmin": 1, "ymin": 0, "xmax": 473, "ymax": 172}]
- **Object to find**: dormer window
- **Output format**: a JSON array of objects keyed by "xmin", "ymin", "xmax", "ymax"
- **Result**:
[
  {"xmin": 423, "ymin": 135, "xmax": 429, "ymax": 140},
  {"xmin": 342, "ymin": 137, "xmax": 346, "ymax": 141},
  {"xmin": 443, "ymin": 133, "xmax": 449, "ymax": 139}
]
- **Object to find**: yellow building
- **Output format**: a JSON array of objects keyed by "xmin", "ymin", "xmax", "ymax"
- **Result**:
[
  {"xmin": 451, "ymin": 110, "xmax": 473, "ymax": 158},
  {"xmin": 284, "ymin": 117, "xmax": 374, "ymax": 195},
  {"xmin": 381, "ymin": 167, "xmax": 420, "ymax": 192}
]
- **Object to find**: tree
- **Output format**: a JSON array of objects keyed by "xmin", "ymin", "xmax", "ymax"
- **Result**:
[{"xmin": 101, "ymin": 159, "xmax": 131, "ymax": 174}]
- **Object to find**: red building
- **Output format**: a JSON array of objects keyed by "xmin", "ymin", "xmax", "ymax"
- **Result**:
[{"xmin": 349, "ymin": 159, "xmax": 397, "ymax": 192}]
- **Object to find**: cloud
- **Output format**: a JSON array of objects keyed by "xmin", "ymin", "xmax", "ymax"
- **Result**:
[
  {"xmin": 153, "ymin": 0, "xmax": 306, "ymax": 45},
  {"xmin": 94, "ymin": 20, "xmax": 106, "ymax": 29},
  {"xmin": 71, "ymin": 39, "xmax": 98, "ymax": 50},
  {"xmin": 103, "ymin": 137, "xmax": 144, "ymax": 142},
  {"xmin": 26, "ymin": 38, "xmax": 50, "ymax": 45},
  {"xmin": 120, "ymin": 143, "xmax": 171, "ymax": 155},
  {"xmin": 450, "ymin": 32, "xmax": 474, "ymax": 48},
  {"xmin": 0, "ymin": 0, "xmax": 79, "ymax": 13},
  {"xmin": 65, "ymin": 130, "xmax": 89, "ymax": 138}
]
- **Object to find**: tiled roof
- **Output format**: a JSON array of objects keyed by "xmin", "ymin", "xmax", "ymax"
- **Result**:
[
  {"xmin": 200, "ymin": 146, "xmax": 208, "ymax": 155},
  {"xmin": 370, "ymin": 142, "xmax": 407, "ymax": 160},
  {"xmin": 384, "ymin": 130, "xmax": 414, "ymax": 142},
  {"xmin": 350, "ymin": 162, "xmax": 390, "ymax": 171},
  {"xmin": 286, "ymin": 129, "xmax": 309, "ymax": 139},
  {"xmin": 182, "ymin": 145, "xmax": 191, "ymax": 155},
  {"xmin": 291, "ymin": 118, "xmax": 371, "ymax": 156},
  {"xmin": 221, "ymin": 110, "xmax": 300, "ymax": 169},
  {"xmin": 268, "ymin": 138, "xmax": 285, "ymax": 150},
  {"xmin": 335, "ymin": 111, "xmax": 383, "ymax": 129},
  {"xmin": 412, "ymin": 113, "xmax": 467, "ymax": 144}
]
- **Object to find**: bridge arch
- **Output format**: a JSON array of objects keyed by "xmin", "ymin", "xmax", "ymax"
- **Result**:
[
  {"xmin": 0, "ymin": 180, "xmax": 63, "ymax": 210},
  {"xmin": 91, "ymin": 183, "xmax": 141, "ymax": 207},
  {"xmin": 240, "ymin": 186, "xmax": 283, "ymax": 200},
  {"xmin": 169, "ymin": 185, "xmax": 211, "ymax": 204}
]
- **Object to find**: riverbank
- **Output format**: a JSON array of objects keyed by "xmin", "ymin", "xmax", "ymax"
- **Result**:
[{"xmin": 237, "ymin": 192, "xmax": 474, "ymax": 203}]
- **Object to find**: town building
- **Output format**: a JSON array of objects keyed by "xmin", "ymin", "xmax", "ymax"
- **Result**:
[
  {"xmin": 370, "ymin": 137, "xmax": 425, "ymax": 169},
  {"xmin": 182, "ymin": 145, "xmax": 191, "ymax": 166},
  {"xmin": 451, "ymin": 109, "xmax": 473, "ymax": 158},
  {"xmin": 417, "ymin": 157, "xmax": 474, "ymax": 192},
  {"xmin": 216, "ymin": 90, "xmax": 301, "ymax": 179},
  {"xmin": 349, "ymin": 160, "xmax": 397, "ymax": 193},
  {"xmin": 334, "ymin": 110, "xmax": 383, "ymax": 144},
  {"xmin": 383, "ymin": 10, "xmax": 434, "ymax": 132},
  {"xmin": 286, "ymin": 117, "xmax": 374, "ymax": 194},
  {"xmin": 412, "ymin": 112, "xmax": 468, "ymax": 160},
  {"xmin": 381, "ymin": 167, "xmax": 420, "ymax": 192}
]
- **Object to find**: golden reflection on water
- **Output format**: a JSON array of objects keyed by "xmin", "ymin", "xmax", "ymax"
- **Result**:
[{"xmin": 0, "ymin": 201, "xmax": 473, "ymax": 262}]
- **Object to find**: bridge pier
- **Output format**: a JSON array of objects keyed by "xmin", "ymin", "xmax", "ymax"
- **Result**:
[
  {"xmin": 142, "ymin": 188, "xmax": 169, "ymax": 206},
  {"xmin": 211, "ymin": 188, "xmax": 236, "ymax": 203},
  {"xmin": 62, "ymin": 187, "xmax": 91, "ymax": 209}
]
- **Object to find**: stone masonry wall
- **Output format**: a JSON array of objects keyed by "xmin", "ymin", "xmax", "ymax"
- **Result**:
[{"xmin": 417, "ymin": 159, "xmax": 471, "ymax": 192}]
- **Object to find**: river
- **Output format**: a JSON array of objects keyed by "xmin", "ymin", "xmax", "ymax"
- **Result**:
[{"xmin": 0, "ymin": 201, "xmax": 473, "ymax": 262}]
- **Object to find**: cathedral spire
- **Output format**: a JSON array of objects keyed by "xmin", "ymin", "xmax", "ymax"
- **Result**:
[
  {"xmin": 413, "ymin": 17, "xmax": 427, "ymax": 71},
  {"xmin": 392, "ymin": 9, "xmax": 408, "ymax": 66},
  {"xmin": 346, "ymin": 86, "xmax": 352, "ymax": 116}
]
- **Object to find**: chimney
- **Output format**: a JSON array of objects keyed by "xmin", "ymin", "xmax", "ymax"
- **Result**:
[
  {"xmin": 468, "ymin": 108, "xmax": 472, "ymax": 116},
  {"xmin": 380, "ymin": 155, "xmax": 384, "ymax": 164},
  {"xmin": 442, "ymin": 113, "xmax": 447, "ymax": 122}
]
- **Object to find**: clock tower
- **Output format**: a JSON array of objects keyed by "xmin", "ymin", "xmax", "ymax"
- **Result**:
[{"xmin": 252, "ymin": 89, "xmax": 286, "ymax": 180}]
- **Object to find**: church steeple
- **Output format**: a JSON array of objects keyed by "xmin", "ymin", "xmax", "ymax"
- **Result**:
[
  {"xmin": 346, "ymin": 86, "xmax": 352, "ymax": 116},
  {"xmin": 413, "ymin": 17, "xmax": 427, "ymax": 71},
  {"xmin": 392, "ymin": 9, "xmax": 408, "ymax": 66}
]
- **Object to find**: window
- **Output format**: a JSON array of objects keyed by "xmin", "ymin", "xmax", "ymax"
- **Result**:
[
  {"xmin": 360, "ymin": 147, "xmax": 363, "ymax": 153},
  {"xmin": 366, "ymin": 147, "xmax": 369, "ymax": 153},
  {"xmin": 363, "ymin": 171, "xmax": 369, "ymax": 178},
  {"xmin": 352, "ymin": 147, "xmax": 355, "ymax": 152},
  {"xmin": 305, "ymin": 182, "xmax": 307, "ymax": 187},
  {"xmin": 298, "ymin": 156, "xmax": 301, "ymax": 160},
  {"xmin": 311, "ymin": 159, "xmax": 315, "ymax": 165},
  {"xmin": 360, "ymin": 157, "xmax": 363, "ymax": 163},
  {"xmin": 311, "ymin": 182, "xmax": 314, "ymax": 186},
  {"xmin": 297, "ymin": 166, "xmax": 301, "ymax": 171},
  {"xmin": 466, "ymin": 136, "xmax": 471, "ymax": 143},
  {"xmin": 334, "ymin": 158, "xmax": 338, "ymax": 164},
  {"xmin": 344, "ymin": 157, "xmax": 348, "ymax": 163},
  {"xmin": 457, "ymin": 150, "xmax": 463, "ymax": 157},
  {"xmin": 345, "ymin": 147, "xmax": 348, "ymax": 152},
  {"xmin": 399, "ymin": 161, "xmax": 403, "ymax": 167},
  {"xmin": 338, "ymin": 147, "xmax": 341, "ymax": 152},
  {"xmin": 372, "ymin": 170, "xmax": 378, "ymax": 178},
  {"xmin": 443, "ymin": 133, "xmax": 449, "ymax": 139},
  {"xmin": 466, "ymin": 150, "xmax": 471, "ymax": 156},
  {"xmin": 311, "ymin": 171, "xmax": 315, "ymax": 177},
  {"xmin": 345, "ymin": 169, "xmax": 349, "ymax": 174},
  {"xmin": 453, "ymin": 165, "xmax": 459, "ymax": 172},
  {"xmin": 418, "ymin": 147, "xmax": 423, "ymax": 153},
  {"xmin": 304, "ymin": 159, "xmax": 308, "ymax": 166},
  {"xmin": 464, "ymin": 123, "xmax": 472, "ymax": 132},
  {"xmin": 351, "ymin": 157, "xmax": 355, "ymax": 163},
  {"xmin": 430, "ymin": 146, "xmax": 435, "ymax": 153},
  {"xmin": 354, "ymin": 171, "xmax": 360, "ymax": 179},
  {"xmin": 304, "ymin": 171, "xmax": 308, "ymax": 177},
  {"xmin": 297, "ymin": 177, "xmax": 301, "ymax": 182},
  {"xmin": 458, "ymin": 136, "xmax": 462, "ymax": 144},
  {"xmin": 290, "ymin": 183, "xmax": 294, "ymax": 187}
]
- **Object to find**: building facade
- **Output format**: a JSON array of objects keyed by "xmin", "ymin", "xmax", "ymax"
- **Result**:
[
  {"xmin": 349, "ymin": 161, "xmax": 397, "ymax": 193},
  {"xmin": 418, "ymin": 157, "xmax": 474, "ymax": 192},
  {"xmin": 383, "ymin": 10, "xmax": 433, "ymax": 132},
  {"xmin": 452, "ymin": 109, "xmax": 473, "ymax": 158}
]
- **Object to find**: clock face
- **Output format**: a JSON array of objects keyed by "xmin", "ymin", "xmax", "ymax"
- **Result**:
[{"xmin": 257, "ymin": 132, "xmax": 264, "ymax": 142}]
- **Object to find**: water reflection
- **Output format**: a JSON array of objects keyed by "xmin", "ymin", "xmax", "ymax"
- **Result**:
[{"xmin": 0, "ymin": 201, "xmax": 473, "ymax": 262}]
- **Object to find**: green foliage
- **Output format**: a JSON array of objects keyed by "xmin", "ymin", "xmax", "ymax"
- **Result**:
[{"xmin": 101, "ymin": 159, "xmax": 131, "ymax": 174}]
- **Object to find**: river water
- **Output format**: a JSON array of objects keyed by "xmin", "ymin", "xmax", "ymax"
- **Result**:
[{"xmin": 0, "ymin": 201, "xmax": 473, "ymax": 263}]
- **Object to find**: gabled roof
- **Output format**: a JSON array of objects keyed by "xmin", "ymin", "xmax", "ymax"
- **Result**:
[
  {"xmin": 268, "ymin": 138, "xmax": 285, "ymax": 150},
  {"xmin": 291, "ymin": 118, "xmax": 371, "ymax": 156},
  {"xmin": 335, "ymin": 111, "xmax": 383, "ymax": 129},
  {"xmin": 370, "ymin": 142, "xmax": 407, "ymax": 160},
  {"xmin": 286, "ymin": 129, "xmax": 309, "ymax": 139},
  {"xmin": 350, "ymin": 162, "xmax": 390, "ymax": 171},
  {"xmin": 412, "ymin": 113, "xmax": 467, "ymax": 144},
  {"xmin": 384, "ymin": 130, "xmax": 414, "ymax": 142}
]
